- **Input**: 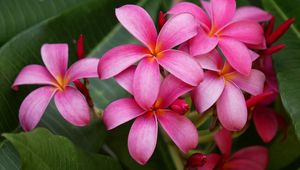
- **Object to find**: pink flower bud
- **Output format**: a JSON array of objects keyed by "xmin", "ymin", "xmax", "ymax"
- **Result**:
[
  {"xmin": 76, "ymin": 34, "xmax": 85, "ymax": 60},
  {"xmin": 170, "ymin": 99, "xmax": 189, "ymax": 115},
  {"xmin": 186, "ymin": 153, "xmax": 207, "ymax": 169}
]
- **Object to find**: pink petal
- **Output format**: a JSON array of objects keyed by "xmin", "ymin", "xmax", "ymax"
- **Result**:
[
  {"xmin": 167, "ymin": 2, "xmax": 211, "ymax": 29},
  {"xmin": 178, "ymin": 42, "xmax": 190, "ymax": 53},
  {"xmin": 114, "ymin": 66, "xmax": 136, "ymax": 94},
  {"xmin": 220, "ymin": 21, "xmax": 264, "ymax": 45},
  {"xmin": 19, "ymin": 86, "xmax": 57, "ymax": 131},
  {"xmin": 156, "ymin": 13, "xmax": 198, "ymax": 51},
  {"xmin": 189, "ymin": 27, "xmax": 219, "ymax": 56},
  {"xmin": 230, "ymin": 69, "xmax": 265, "ymax": 95},
  {"xmin": 230, "ymin": 146, "xmax": 268, "ymax": 169},
  {"xmin": 233, "ymin": 6, "xmax": 272, "ymax": 22},
  {"xmin": 115, "ymin": 5, "xmax": 157, "ymax": 50},
  {"xmin": 216, "ymin": 82, "xmax": 247, "ymax": 131},
  {"xmin": 12, "ymin": 65, "xmax": 57, "ymax": 90},
  {"xmin": 54, "ymin": 86, "xmax": 90, "ymax": 126},
  {"xmin": 66, "ymin": 58, "xmax": 99, "ymax": 82},
  {"xmin": 195, "ymin": 49, "xmax": 223, "ymax": 71},
  {"xmin": 98, "ymin": 44, "xmax": 148, "ymax": 79},
  {"xmin": 200, "ymin": 0, "xmax": 212, "ymax": 18},
  {"xmin": 224, "ymin": 159, "xmax": 265, "ymax": 170},
  {"xmin": 253, "ymin": 107, "xmax": 278, "ymax": 143},
  {"xmin": 211, "ymin": 0, "xmax": 236, "ymax": 30},
  {"xmin": 218, "ymin": 37, "xmax": 252, "ymax": 76},
  {"xmin": 157, "ymin": 110, "xmax": 198, "ymax": 153},
  {"xmin": 192, "ymin": 72, "xmax": 225, "ymax": 113},
  {"xmin": 128, "ymin": 113, "xmax": 158, "ymax": 165},
  {"xmin": 214, "ymin": 128, "xmax": 232, "ymax": 155},
  {"xmin": 157, "ymin": 75, "xmax": 193, "ymax": 108},
  {"xmin": 133, "ymin": 58, "xmax": 161, "ymax": 109},
  {"xmin": 157, "ymin": 50, "xmax": 203, "ymax": 86},
  {"xmin": 198, "ymin": 154, "xmax": 221, "ymax": 170},
  {"xmin": 103, "ymin": 98, "xmax": 144, "ymax": 130},
  {"xmin": 249, "ymin": 50, "xmax": 260, "ymax": 62},
  {"xmin": 41, "ymin": 44, "xmax": 68, "ymax": 81}
]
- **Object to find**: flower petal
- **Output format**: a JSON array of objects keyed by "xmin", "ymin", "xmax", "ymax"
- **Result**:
[
  {"xmin": 103, "ymin": 98, "xmax": 144, "ymax": 130},
  {"xmin": 231, "ymin": 69, "xmax": 265, "ymax": 95},
  {"xmin": 253, "ymin": 107, "xmax": 278, "ymax": 143},
  {"xmin": 158, "ymin": 75, "xmax": 193, "ymax": 108},
  {"xmin": 233, "ymin": 6, "xmax": 272, "ymax": 22},
  {"xmin": 128, "ymin": 113, "xmax": 158, "ymax": 165},
  {"xmin": 192, "ymin": 72, "xmax": 225, "ymax": 113},
  {"xmin": 157, "ymin": 50, "xmax": 203, "ymax": 86},
  {"xmin": 133, "ymin": 58, "xmax": 161, "ymax": 109},
  {"xmin": 115, "ymin": 5, "xmax": 157, "ymax": 49},
  {"xmin": 216, "ymin": 82, "xmax": 247, "ymax": 131},
  {"xmin": 157, "ymin": 110, "xmax": 198, "ymax": 153},
  {"xmin": 41, "ymin": 44, "xmax": 68, "ymax": 81},
  {"xmin": 211, "ymin": 0, "xmax": 236, "ymax": 30},
  {"xmin": 98, "ymin": 44, "xmax": 148, "ymax": 79},
  {"xmin": 19, "ymin": 86, "xmax": 57, "ymax": 131},
  {"xmin": 249, "ymin": 50, "xmax": 260, "ymax": 62},
  {"xmin": 114, "ymin": 66, "xmax": 136, "ymax": 94},
  {"xmin": 66, "ymin": 58, "xmax": 99, "ymax": 82},
  {"xmin": 54, "ymin": 86, "xmax": 90, "ymax": 126},
  {"xmin": 218, "ymin": 37, "xmax": 252, "ymax": 76},
  {"xmin": 195, "ymin": 49, "xmax": 223, "ymax": 71},
  {"xmin": 12, "ymin": 65, "xmax": 57, "ymax": 90},
  {"xmin": 167, "ymin": 2, "xmax": 211, "ymax": 29},
  {"xmin": 157, "ymin": 13, "xmax": 197, "ymax": 51},
  {"xmin": 214, "ymin": 128, "xmax": 232, "ymax": 155},
  {"xmin": 230, "ymin": 146, "xmax": 268, "ymax": 169},
  {"xmin": 189, "ymin": 27, "xmax": 219, "ymax": 56},
  {"xmin": 220, "ymin": 21, "xmax": 264, "ymax": 45},
  {"xmin": 224, "ymin": 159, "xmax": 264, "ymax": 170},
  {"xmin": 200, "ymin": 0, "xmax": 212, "ymax": 18},
  {"xmin": 198, "ymin": 154, "xmax": 221, "ymax": 170}
]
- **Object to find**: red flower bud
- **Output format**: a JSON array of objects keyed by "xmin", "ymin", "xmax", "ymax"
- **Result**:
[
  {"xmin": 186, "ymin": 153, "xmax": 207, "ymax": 169},
  {"xmin": 170, "ymin": 99, "xmax": 189, "ymax": 115},
  {"xmin": 261, "ymin": 44, "xmax": 285, "ymax": 56},
  {"xmin": 76, "ymin": 34, "xmax": 85, "ymax": 60},
  {"xmin": 265, "ymin": 16, "xmax": 275, "ymax": 37},
  {"xmin": 73, "ymin": 80, "xmax": 93, "ymax": 107},
  {"xmin": 267, "ymin": 18, "xmax": 295, "ymax": 45},
  {"xmin": 158, "ymin": 11, "xmax": 166, "ymax": 31}
]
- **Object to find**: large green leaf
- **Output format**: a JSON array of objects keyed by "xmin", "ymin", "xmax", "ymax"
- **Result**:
[
  {"xmin": 0, "ymin": 141, "xmax": 20, "ymax": 170},
  {"xmin": 3, "ymin": 128, "xmax": 122, "ymax": 170},
  {"xmin": 262, "ymin": 0, "xmax": 300, "ymax": 141}
]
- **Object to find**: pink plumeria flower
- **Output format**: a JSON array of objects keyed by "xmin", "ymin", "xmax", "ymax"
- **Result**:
[
  {"xmin": 103, "ymin": 66, "xmax": 198, "ymax": 165},
  {"xmin": 192, "ymin": 50, "xmax": 265, "ymax": 131},
  {"xmin": 98, "ymin": 5, "xmax": 203, "ymax": 109},
  {"xmin": 168, "ymin": 0, "xmax": 270, "ymax": 75},
  {"xmin": 199, "ymin": 129, "xmax": 268, "ymax": 170},
  {"xmin": 12, "ymin": 44, "xmax": 99, "ymax": 131}
]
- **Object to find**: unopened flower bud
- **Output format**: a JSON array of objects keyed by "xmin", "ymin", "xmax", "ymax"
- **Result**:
[
  {"xmin": 76, "ymin": 34, "xmax": 85, "ymax": 60},
  {"xmin": 158, "ymin": 11, "xmax": 166, "ymax": 31},
  {"xmin": 170, "ymin": 99, "xmax": 189, "ymax": 115},
  {"xmin": 186, "ymin": 153, "xmax": 207, "ymax": 169}
]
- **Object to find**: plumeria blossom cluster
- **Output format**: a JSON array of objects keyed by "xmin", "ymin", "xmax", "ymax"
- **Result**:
[{"xmin": 13, "ymin": 0, "xmax": 294, "ymax": 168}]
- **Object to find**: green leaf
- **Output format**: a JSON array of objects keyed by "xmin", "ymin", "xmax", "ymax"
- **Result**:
[
  {"xmin": 262, "ymin": 0, "xmax": 300, "ymax": 141},
  {"xmin": 0, "ymin": 141, "xmax": 20, "ymax": 170},
  {"xmin": 3, "ymin": 128, "xmax": 122, "ymax": 170}
]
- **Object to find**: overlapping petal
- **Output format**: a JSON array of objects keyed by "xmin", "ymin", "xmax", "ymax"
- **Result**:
[
  {"xmin": 157, "ymin": 110, "xmax": 198, "ymax": 153},
  {"xmin": 192, "ymin": 72, "xmax": 225, "ymax": 113},
  {"xmin": 103, "ymin": 98, "xmax": 144, "ymax": 130},
  {"xmin": 19, "ymin": 86, "xmax": 57, "ymax": 131},
  {"xmin": 195, "ymin": 49, "xmax": 223, "ymax": 71},
  {"xmin": 211, "ymin": 0, "xmax": 236, "ymax": 29},
  {"xmin": 198, "ymin": 154, "xmax": 221, "ymax": 170},
  {"xmin": 41, "ymin": 44, "xmax": 68, "ymax": 81},
  {"xmin": 216, "ymin": 82, "xmax": 247, "ymax": 131},
  {"xmin": 218, "ymin": 37, "xmax": 252, "ymax": 75},
  {"xmin": 231, "ymin": 69, "xmax": 265, "ymax": 95},
  {"xmin": 253, "ymin": 107, "xmax": 278, "ymax": 143},
  {"xmin": 156, "ymin": 13, "xmax": 198, "ymax": 51},
  {"xmin": 12, "ymin": 65, "xmax": 57, "ymax": 90},
  {"xmin": 157, "ymin": 50, "xmax": 203, "ymax": 86},
  {"xmin": 98, "ymin": 44, "xmax": 148, "ymax": 79},
  {"xmin": 189, "ymin": 27, "xmax": 219, "ymax": 56},
  {"xmin": 214, "ymin": 128, "xmax": 232, "ymax": 155},
  {"xmin": 233, "ymin": 6, "xmax": 272, "ymax": 22},
  {"xmin": 167, "ymin": 2, "xmax": 211, "ymax": 29},
  {"xmin": 133, "ymin": 58, "xmax": 161, "ymax": 109},
  {"xmin": 66, "ymin": 58, "xmax": 99, "ymax": 82},
  {"xmin": 54, "ymin": 86, "xmax": 90, "ymax": 126},
  {"xmin": 114, "ymin": 66, "xmax": 136, "ymax": 94},
  {"xmin": 220, "ymin": 21, "xmax": 264, "ymax": 45},
  {"xmin": 157, "ymin": 75, "xmax": 193, "ymax": 108},
  {"xmin": 128, "ymin": 113, "xmax": 158, "ymax": 165},
  {"xmin": 115, "ymin": 5, "xmax": 157, "ymax": 49}
]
